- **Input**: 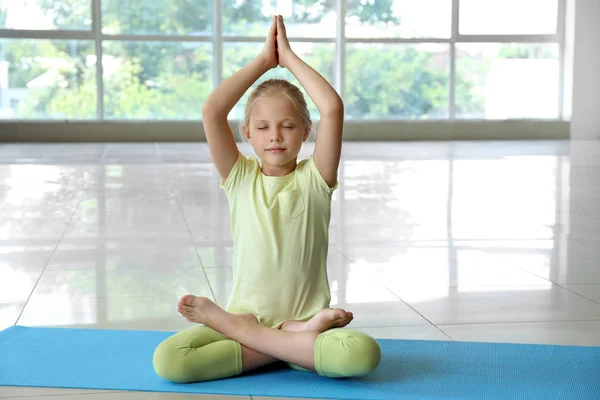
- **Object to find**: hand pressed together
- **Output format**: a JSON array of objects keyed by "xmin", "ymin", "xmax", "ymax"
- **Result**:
[
  {"xmin": 259, "ymin": 15, "xmax": 295, "ymax": 70},
  {"xmin": 275, "ymin": 15, "xmax": 294, "ymax": 69}
]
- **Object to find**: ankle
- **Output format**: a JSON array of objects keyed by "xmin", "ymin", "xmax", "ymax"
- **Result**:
[
  {"xmin": 280, "ymin": 320, "xmax": 290, "ymax": 330},
  {"xmin": 279, "ymin": 319, "xmax": 306, "ymax": 332}
]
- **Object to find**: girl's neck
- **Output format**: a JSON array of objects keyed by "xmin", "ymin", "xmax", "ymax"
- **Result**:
[{"xmin": 261, "ymin": 158, "xmax": 297, "ymax": 177}]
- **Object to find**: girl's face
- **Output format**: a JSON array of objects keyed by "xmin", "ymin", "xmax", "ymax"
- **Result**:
[{"xmin": 244, "ymin": 93, "xmax": 310, "ymax": 174}]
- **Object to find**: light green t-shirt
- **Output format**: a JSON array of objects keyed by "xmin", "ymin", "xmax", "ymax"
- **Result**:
[{"xmin": 220, "ymin": 152, "xmax": 338, "ymax": 328}]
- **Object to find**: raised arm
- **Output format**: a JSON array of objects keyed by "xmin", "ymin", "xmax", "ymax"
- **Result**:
[
  {"xmin": 202, "ymin": 16, "xmax": 278, "ymax": 181},
  {"xmin": 276, "ymin": 15, "xmax": 343, "ymax": 188}
]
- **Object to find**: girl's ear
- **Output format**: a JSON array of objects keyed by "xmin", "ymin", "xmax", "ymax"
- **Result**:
[
  {"xmin": 243, "ymin": 124, "xmax": 251, "ymax": 141},
  {"xmin": 303, "ymin": 122, "xmax": 312, "ymax": 142}
]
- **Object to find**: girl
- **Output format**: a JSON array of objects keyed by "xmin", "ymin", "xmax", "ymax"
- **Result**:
[{"xmin": 153, "ymin": 15, "xmax": 381, "ymax": 382}]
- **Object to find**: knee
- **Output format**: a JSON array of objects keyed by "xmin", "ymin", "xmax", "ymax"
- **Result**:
[
  {"xmin": 152, "ymin": 339, "xmax": 190, "ymax": 383},
  {"xmin": 343, "ymin": 332, "xmax": 382, "ymax": 376},
  {"xmin": 316, "ymin": 329, "xmax": 381, "ymax": 378}
]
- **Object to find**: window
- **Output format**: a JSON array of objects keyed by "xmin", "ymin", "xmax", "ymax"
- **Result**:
[
  {"xmin": 0, "ymin": 39, "xmax": 96, "ymax": 119},
  {"xmin": 102, "ymin": 41, "xmax": 212, "ymax": 120},
  {"xmin": 0, "ymin": 0, "xmax": 91, "ymax": 30},
  {"xmin": 456, "ymin": 43, "xmax": 559, "ymax": 119},
  {"xmin": 346, "ymin": 43, "xmax": 450, "ymax": 119},
  {"xmin": 223, "ymin": 1, "xmax": 336, "ymax": 38},
  {"xmin": 346, "ymin": 0, "xmax": 452, "ymax": 39},
  {"xmin": 459, "ymin": 0, "xmax": 559, "ymax": 35},
  {"xmin": 0, "ymin": 0, "xmax": 564, "ymax": 121},
  {"xmin": 101, "ymin": 0, "xmax": 212, "ymax": 36}
]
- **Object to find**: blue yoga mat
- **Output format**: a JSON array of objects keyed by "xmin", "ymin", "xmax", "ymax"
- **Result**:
[{"xmin": 1, "ymin": 326, "xmax": 599, "ymax": 399}]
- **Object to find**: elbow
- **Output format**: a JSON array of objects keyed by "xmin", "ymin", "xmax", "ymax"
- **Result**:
[
  {"xmin": 201, "ymin": 100, "xmax": 229, "ymax": 119},
  {"xmin": 201, "ymin": 102, "xmax": 218, "ymax": 119},
  {"xmin": 321, "ymin": 98, "xmax": 344, "ymax": 117}
]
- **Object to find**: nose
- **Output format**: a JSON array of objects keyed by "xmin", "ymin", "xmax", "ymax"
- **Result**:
[{"xmin": 270, "ymin": 128, "xmax": 283, "ymax": 142}]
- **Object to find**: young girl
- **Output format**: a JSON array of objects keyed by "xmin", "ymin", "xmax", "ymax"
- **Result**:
[{"xmin": 153, "ymin": 15, "xmax": 381, "ymax": 383}]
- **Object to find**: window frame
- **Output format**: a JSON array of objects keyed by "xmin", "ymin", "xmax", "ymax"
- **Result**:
[{"xmin": 0, "ymin": 0, "xmax": 567, "ymax": 121}]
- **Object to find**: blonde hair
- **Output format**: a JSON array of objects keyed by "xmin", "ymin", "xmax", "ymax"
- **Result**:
[{"xmin": 240, "ymin": 78, "xmax": 314, "ymax": 141}]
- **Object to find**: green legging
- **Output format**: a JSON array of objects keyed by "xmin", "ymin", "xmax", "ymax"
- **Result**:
[{"xmin": 153, "ymin": 324, "xmax": 381, "ymax": 382}]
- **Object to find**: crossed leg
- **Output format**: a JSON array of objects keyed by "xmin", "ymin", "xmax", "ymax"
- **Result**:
[{"xmin": 177, "ymin": 295, "xmax": 354, "ymax": 372}]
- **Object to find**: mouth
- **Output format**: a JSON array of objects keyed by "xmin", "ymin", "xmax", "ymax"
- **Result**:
[{"xmin": 267, "ymin": 147, "xmax": 286, "ymax": 153}]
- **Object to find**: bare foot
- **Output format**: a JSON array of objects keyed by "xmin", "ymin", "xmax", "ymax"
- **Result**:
[
  {"xmin": 177, "ymin": 295, "xmax": 214, "ymax": 324},
  {"xmin": 280, "ymin": 308, "xmax": 354, "ymax": 333},
  {"xmin": 177, "ymin": 295, "xmax": 259, "ymax": 326}
]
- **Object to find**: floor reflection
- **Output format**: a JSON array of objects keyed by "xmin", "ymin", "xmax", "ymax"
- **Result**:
[{"xmin": 0, "ymin": 141, "xmax": 599, "ymax": 348}]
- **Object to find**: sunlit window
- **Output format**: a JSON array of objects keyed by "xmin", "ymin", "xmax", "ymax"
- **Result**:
[{"xmin": 0, "ymin": 0, "xmax": 563, "ymax": 121}]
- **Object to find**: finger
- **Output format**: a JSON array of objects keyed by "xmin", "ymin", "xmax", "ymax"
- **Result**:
[{"xmin": 265, "ymin": 17, "xmax": 274, "ymax": 40}]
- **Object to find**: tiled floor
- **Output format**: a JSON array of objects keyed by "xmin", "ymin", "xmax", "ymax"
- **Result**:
[{"xmin": 1, "ymin": 140, "xmax": 600, "ymax": 399}]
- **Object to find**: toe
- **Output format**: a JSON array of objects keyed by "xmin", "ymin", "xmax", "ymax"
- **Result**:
[{"xmin": 181, "ymin": 295, "xmax": 195, "ymax": 306}]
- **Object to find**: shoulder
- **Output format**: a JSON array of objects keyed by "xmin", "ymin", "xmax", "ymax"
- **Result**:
[
  {"xmin": 220, "ymin": 152, "xmax": 260, "ymax": 193},
  {"xmin": 243, "ymin": 153, "xmax": 261, "ymax": 170},
  {"xmin": 235, "ymin": 152, "xmax": 261, "ymax": 174},
  {"xmin": 296, "ymin": 156, "xmax": 338, "ymax": 194}
]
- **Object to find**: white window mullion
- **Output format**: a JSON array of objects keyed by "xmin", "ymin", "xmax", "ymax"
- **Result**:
[
  {"xmin": 0, "ymin": 29, "xmax": 93, "ymax": 40},
  {"xmin": 336, "ymin": 0, "xmax": 346, "ymax": 101},
  {"xmin": 450, "ymin": 0, "xmax": 460, "ymax": 120},
  {"xmin": 223, "ymin": 35, "xmax": 333, "ymax": 43},
  {"xmin": 92, "ymin": 0, "xmax": 104, "ymax": 120},
  {"xmin": 214, "ymin": 0, "xmax": 223, "ymax": 87},
  {"xmin": 345, "ymin": 37, "xmax": 450, "ymax": 44},
  {"xmin": 450, "ymin": 45, "xmax": 456, "ymax": 120},
  {"xmin": 557, "ymin": 0, "xmax": 567, "ymax": 120},
  {"xmin": 456, "ymin": 34, "xmax": 559, "ymax": 43},
  {"xmin": 101, "ymin": 34, "xmax": 212, "ymax": 42}
]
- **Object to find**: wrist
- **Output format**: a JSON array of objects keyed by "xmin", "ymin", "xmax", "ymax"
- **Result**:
[
  {"xmin": 279, "ymin": 49, "xmax": 298, "ymax": 69},
  {"xmin": 253, "ymin": 55, "xmax": 273, "ymax": 73},
  {"xmin": 280, "ymin": 49, "xmax": 296, "ymax": 62}
]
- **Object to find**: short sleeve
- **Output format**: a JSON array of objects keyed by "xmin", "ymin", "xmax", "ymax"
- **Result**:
[
  {"xmin": 220, "ymin": 152, "xmax": 257, "ymax": 195},
  {"xmin": 307, "ymin": 155, "xmax": 338, "ymax": 195}
]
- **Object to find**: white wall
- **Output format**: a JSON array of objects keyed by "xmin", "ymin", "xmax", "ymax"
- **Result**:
[{"xmin": 570, "ymin": 0, "xmax": 600, "ymax": 140}]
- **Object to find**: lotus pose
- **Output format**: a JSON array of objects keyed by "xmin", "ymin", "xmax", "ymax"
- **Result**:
[{"xmin": 153, "ymin": 15, "xmax": 381, "ymax": 382}]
